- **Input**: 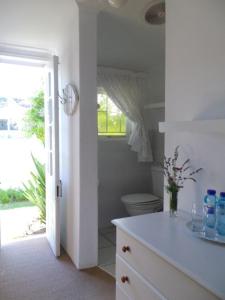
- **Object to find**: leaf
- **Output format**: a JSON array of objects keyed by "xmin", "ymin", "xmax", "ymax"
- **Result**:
[
  {"xmin": 184, "ymin": 177, "xmax": 197, "ymax": 182},
  {"xmin": 183, "ymin": 166, "xmax": 190, "ymax": 172},
  {"xmin": 189, "ymin": 168, "xmax": 203, "ymax": 176},
  {"xmin": 22, "ymin": 154, "xmax": 46, "ymax": 224},
  {"xmin": 174, "ymin": 145, "xmax": 180, "ymax": 161},
  {"xmin": 181, "ymin": 159, "xmax": 190, "ymax": 169}
]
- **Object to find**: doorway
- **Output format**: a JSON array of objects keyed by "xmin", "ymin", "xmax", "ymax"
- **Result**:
[
  {"xmin": 0, "ymin": 50, "xmax": 61, "ymax": 256},
  {"xmin": 0, "ymin": 62, "xmax": 46, "ymax": 245},
  {"xmin": 97, "ymin": 10, "xmax": 165, "ymax": 277}
]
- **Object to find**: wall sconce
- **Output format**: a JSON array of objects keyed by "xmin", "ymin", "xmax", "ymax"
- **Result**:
[{"xmin": 59, "ymin": 83, "xmax": 79, "ymax": 116}]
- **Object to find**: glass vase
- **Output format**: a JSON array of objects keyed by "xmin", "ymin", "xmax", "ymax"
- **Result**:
[{"xmin": 169, "ymin": 191, "xmax": 178, "ymax": 217}]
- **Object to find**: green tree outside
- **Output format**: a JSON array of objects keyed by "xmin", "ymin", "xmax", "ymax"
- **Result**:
[
  {"xmin": 22, "ymin": 90, "xmax": 46, "ymax": 224},
  {"xmin": 23, "ymin": 90, "xmax": 45, "ymax": 143},
  {"xmin": 97, "ymin": 93, "xmax": 126, "ymax": 136}
]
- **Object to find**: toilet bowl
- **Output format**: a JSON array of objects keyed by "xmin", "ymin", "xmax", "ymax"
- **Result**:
[
  {"xmin": 121, "ymin": 165, "xmax": 163, "ymax": 216},
  {"xmin": 121, "ymin": 193, "xmax": 162, "ymax": 216}
]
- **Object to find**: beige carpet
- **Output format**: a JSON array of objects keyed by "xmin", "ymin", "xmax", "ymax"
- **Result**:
[{"xmin": 0, "ymin": 236, "xmax": 115, "ymax": 300}]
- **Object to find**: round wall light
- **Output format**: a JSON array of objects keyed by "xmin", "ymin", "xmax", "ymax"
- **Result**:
[{"xmin": 144, "ymin": 0, "xmax": 165, "ymax": 25}]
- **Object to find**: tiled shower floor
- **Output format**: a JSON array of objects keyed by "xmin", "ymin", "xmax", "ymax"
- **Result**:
[{"xmin": 98, "ymin": 225, "xmax": 116, "ymax": 278}]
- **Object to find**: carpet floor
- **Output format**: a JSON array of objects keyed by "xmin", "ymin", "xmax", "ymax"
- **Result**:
[{"xmin": 0, "ymin": 236, "xmax": 115, "ymax": 300}]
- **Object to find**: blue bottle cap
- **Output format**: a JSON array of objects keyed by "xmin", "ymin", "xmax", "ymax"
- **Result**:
[
  {"xmin": 220, "ymin": 192, "xmax": 225, "ymax": 198},
  {"xmin": 207, "ymin": 189, "xmax": 216, "ymax": 195}
]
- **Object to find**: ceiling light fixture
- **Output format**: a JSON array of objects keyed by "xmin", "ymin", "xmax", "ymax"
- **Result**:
[
  {"xmin": 145, "ymin": 0, "xmax": 165, "ymax": 25},
  {"xmin": 107, "ymin": 0, "xmax": 128, "ymax": 9}
]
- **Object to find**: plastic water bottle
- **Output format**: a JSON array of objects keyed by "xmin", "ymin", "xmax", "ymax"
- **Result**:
[
  {"xmin": 216, "ymin": 192, "xmax": 225, "ymax": 237},
  {"xmin": 203, "ymin": 189, "xmax": 217, "ymax": 237}
]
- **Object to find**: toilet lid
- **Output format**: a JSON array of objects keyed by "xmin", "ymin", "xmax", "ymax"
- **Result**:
[{"xmin": 121, "ymin": 193, "xmax": 159, "ymax": 204}]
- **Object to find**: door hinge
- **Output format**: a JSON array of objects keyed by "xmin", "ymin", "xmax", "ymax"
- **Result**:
[{"xmin": 57, "ymin": 180, "xmax": 62, "ymax": 198}]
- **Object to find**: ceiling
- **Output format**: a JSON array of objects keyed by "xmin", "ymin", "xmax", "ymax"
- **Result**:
[
  {"xmin": 0, "ymin": 0, "xmax": 75, "ymax": 51},
  {"xmin": 79, "ymin": 0, "xmax": 165, "ymax": 72},
  {"xmin": 97, "ymin": 11, "xmax": 165, "ymax": 72},
  {"xmin": 0, "ymin": 0, "xmax": 165, "ymax": 73}
]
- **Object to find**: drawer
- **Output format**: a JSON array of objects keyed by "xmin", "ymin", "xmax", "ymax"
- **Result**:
[
  {"xmin": 117, "ymin": 228, "xmax": 219, "ymax": 300},
  {"xmin": 116, "ymin": 255, "xmax": 165, "ymax": 300},
  {"xmin": 116, "ymin": 284, "xmax": 130, "ymax": 300}
]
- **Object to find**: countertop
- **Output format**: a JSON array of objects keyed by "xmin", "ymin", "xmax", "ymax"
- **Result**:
[{"xmin": 112, "ymin": 211, "xmax": 225, "ymax": 299}]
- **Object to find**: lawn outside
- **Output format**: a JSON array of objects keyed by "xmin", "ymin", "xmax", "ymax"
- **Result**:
[
  {"xmin": 0, "ymin": 140, "xmax": 46, "ymax": 241},
  {"xmin": 0, "ymin": 201, "xmax": 34, "ymax": 210},
  {"xmin": 0, "ymin": 205, "xmax": 46, "ymax": 244},
  {"xmin": 0, "ymin": 193, "xmax": 45, "ymax": 245}
]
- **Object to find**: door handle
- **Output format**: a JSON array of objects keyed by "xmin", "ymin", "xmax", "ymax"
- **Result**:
[{"xmin": 57, "ymin": 180, "xmax": 62, "ymax": 197}]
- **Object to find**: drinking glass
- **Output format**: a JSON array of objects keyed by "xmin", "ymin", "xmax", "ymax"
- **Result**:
[{"xmin": 191, "ymin": 202, "xmax": 203, "ymax": 232}]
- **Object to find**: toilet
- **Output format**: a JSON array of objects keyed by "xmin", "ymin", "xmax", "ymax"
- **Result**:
[{"xmin": 121, "ymin": 165, "xmax": 163, "ymax": 216}]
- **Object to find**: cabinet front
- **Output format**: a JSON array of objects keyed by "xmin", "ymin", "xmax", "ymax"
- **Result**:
[
  {"xmin": 116, "ymin": 255, "xmax": 165, "ymax": 300},
  {"xmin": 116, "ymin": 228, "xmax": 219, "ymax": 300}
]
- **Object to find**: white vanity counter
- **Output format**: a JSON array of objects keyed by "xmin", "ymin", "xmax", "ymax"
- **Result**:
[{"xmin": 112, "ymin": 211, "xmax": 225, "ymax": 300}]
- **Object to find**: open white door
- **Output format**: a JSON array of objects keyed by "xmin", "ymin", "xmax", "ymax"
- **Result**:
[{"xmin": 45, "ymin": 55, "xmax": 60, "ymax": 257}]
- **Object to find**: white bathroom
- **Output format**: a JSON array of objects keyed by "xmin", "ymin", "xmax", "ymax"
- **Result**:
[{"xmin": 96, "ymin": 5, "xmax": 165, "ymax": 276}]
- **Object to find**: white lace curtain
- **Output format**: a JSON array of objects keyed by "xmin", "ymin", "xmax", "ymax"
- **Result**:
[{"xmin": 97, "ymin": 67, "xmax": 153, "ymax": 162}]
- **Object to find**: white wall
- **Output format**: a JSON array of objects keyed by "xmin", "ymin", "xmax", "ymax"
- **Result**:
[
  {"xmin": 165, "ymin": 0, "xmax": 225, "ymax": 212},
  {"xmin": 144, "ymin": 108, "xmax": 165, "ymax": 164},
  {"xmin": 59, "ymin": 6, "xmax": 98, "ymax": 269},
  {"xmin": 98, "ymin": 138, "xmax": 151, "ymax": 227},
  {"xmin": 144, "ymin": 68, "xmax": 165, "ymax": 166},
  {"xmin": 144, "ymin": 71, "xmax": 165, "ymax": 165},
  {"xmin": 58, "ymin": 2, "xmax": 80, "ymax": 266},
  {"xmin": 0, "ymin": 0, "xmax": 75, "ymax": 52},
  {"xmin": 78, "ymin": 7, "xmax": 98, "ymax": 268}
]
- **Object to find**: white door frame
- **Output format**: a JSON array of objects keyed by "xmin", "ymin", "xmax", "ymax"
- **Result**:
[
  {"xmin": 45, "ymin": 55, "xmax": 61, "ymax": 256},
  {"xmin": 0, "ymin": 43, "xmax": 51, "ymax": 66}
]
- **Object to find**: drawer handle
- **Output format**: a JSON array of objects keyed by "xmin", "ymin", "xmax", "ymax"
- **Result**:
[
  {"xmin": 122, "ymin": 246, "xmax": 130, "ymax": 253},
  {"xmin": 121, "ymin": 276, "xmax": 129, "ymax": 283}
]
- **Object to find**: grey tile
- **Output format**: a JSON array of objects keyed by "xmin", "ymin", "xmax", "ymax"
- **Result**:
[
  {"xmin": 98, "ymin": 247, "xmax": 116, "ymax": 266},
  {"xmin": 99, "ymin": 225, "xmax": 115, "ymax": 235},
  {"xmin": 99, "ymin": 264, "xmax": 115, "ymax": 278},
  {"xmin": 98, "ymin": 235, "xmax": 113, "ymax": 249},
  {"xmin": 104, "ymin": 232, "xmax": 116, "ymax": 245}
]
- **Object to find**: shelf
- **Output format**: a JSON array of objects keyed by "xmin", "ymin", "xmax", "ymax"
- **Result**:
[
  {"xmin": 144, "ymin": 102, "xmax": 165, "ymax": 109},
  {"xmin": 159, "ymin": 119, "xmax": 225, "ymax": 134}
]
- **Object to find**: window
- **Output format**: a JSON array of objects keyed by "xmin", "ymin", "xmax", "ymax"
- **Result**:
[
  {"xmin": 0, "ymin": 119, "xmax": 8, "ymax": 130},
  {"xmin": 0, "ymin": 119, "xmax": 19, "ymax": 131},
  {"xmin": 10, "ymin": 121, "xmax": 18, "ymax": 131},
  {"xmin": 97, "ymin": 93, "xmax": 126, "ymax": 136}
]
